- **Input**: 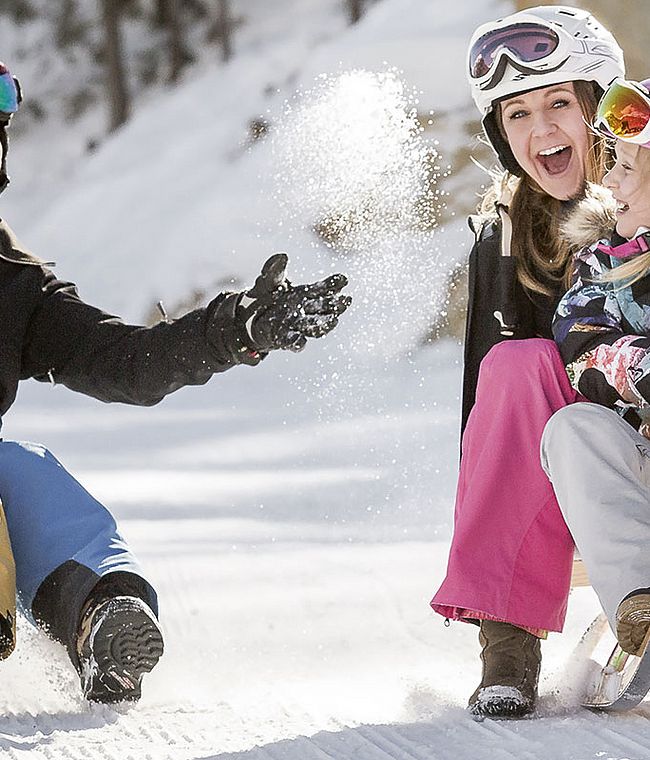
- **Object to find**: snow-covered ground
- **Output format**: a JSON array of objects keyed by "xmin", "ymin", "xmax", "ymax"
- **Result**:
[
  {"xmin": 0, "ymin": 340, "xmax": 640, "ymax": 760},
  {"xmin": 0, "ymin": 0, "xmax": 648, "ymax": 758}
]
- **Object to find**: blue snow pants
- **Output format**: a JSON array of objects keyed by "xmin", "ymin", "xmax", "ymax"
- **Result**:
[{"xmin": 0, "ymin": 440, "xmax": 157, "ymax": 663}]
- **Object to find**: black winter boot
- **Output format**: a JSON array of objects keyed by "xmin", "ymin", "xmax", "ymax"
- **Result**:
[
  {"xmin": 468, "ymin": 620, "xmax": 541, "ymax": 718},
  {"xmin": 77, "ymin": 596, "xmax": 164, "ymax": 703}
]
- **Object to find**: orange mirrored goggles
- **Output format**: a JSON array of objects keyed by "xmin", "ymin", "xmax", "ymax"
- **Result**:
[{"xmin": 594, "ymin": 78, "xmax": 650, "ymax": 147}]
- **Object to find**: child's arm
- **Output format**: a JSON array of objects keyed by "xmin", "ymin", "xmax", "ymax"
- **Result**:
[{"xmin": 553, "ymin": 256, "xmax": 650, "ymax": 408}]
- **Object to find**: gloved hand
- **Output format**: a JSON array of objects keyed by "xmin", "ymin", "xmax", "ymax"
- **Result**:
[{"xmin": 236, "ymin": 253, "xmax": 351, "ymax": 354}]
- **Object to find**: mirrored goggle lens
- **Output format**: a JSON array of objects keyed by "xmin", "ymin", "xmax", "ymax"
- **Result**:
[
  {"xmin": 469, "ymin": 23, "xmax": 560, "ymax": 79},
  {"xmin": 0, "ymin": 69, "xmax": 18, "ymax": 115},
  {"xmin": 596, "ymin": 81, "xmax": 650, "ymax": 140}
]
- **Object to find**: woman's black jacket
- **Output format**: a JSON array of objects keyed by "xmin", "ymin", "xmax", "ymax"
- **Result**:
[
  {"xmin": 0, "ymin": 219, "xmax": 253, "ymax": 421},
  {"xmin": 461, "ymin": 216, "xmax": 565, "ymax": 437}
]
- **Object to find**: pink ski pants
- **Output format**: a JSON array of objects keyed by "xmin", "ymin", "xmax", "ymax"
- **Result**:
[{"xmin": 431, "ymin": 338, "xmax": 581, "ymax": 633}]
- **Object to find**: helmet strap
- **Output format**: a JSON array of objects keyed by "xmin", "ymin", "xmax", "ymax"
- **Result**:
[{"xmin": 482, "ymin": 111, "xmax": 522, "ymax": 176}]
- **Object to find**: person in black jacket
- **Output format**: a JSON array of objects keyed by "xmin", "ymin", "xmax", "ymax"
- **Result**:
[
  {"xmin": 428, "ymin": 6, "xmax": 625, "ymax": 718},
  {"xmin": 0, "ymin": 62, "xmax": 350, "ymax": 704}
]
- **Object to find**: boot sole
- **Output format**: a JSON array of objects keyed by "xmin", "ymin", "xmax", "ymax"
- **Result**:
[
  {"xmin": 469, "ymin": 698, "xmax": 534, "ymax": 719},
  {"xmin": 469, "ymin": 685, "xmax": 534, "ymax": 720},
  {"xmin": 83, "ymin": 598, "xmax": 164, "ymax": 704}
]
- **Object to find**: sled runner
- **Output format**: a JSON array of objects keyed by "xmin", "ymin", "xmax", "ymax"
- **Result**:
[{"xmin": 571, "ymin": 558, "xmax": 650, "ymax": 711}]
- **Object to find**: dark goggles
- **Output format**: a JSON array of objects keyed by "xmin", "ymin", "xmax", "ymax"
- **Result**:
[
  {"xmin": 469, "ymin": 22, "xmax": 561, "ymax": 81},
  {"xmin": 594, "ymin": 78, "xmax": 650, "ymax": 146},
  {"xmin": 0, "ymin": 63, "xmax": 20, "ymax": 119}
]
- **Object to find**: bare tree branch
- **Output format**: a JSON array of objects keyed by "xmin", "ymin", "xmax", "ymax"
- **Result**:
[
  {"xmin": 207, "ymin": 0, "xmax": 233, "ymax": 62},
  {"xmin": 101, "ymin": 0, "xmax": 130, "ymax": 132},
  {"xmin": 166, "ymin": 0, "xmax": 184, "ymax": 82}
]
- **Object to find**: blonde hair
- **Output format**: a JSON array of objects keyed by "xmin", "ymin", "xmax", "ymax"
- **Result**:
[
  {"xmin": 479, "ymin": 80, "xmax": 607, "ymax": 296},
  {"xmin": 599, "ymin": 143, "xmax": 650, "ymax": 288}
]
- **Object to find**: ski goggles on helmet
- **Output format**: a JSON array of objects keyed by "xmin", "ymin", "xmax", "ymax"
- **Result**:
[
  {"xmin": 594, "ymin": 78, "xmax": 650, "ymax": 147},
  {"xmin": 0, "ymin": 63, "xmax": 20, "ymax": 120},
  {"xmin": 468, "ymin": 21, "xmax": 569, "ymax": 90}
]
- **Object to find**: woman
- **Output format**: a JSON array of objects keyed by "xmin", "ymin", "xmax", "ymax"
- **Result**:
[
  {"xmin": 429, "ymin": 6, "xmax": 625, "ymax": 717},
  {"xmin": 0, "ymin": 63, "xmax": 351, "ymax": 704},
  {"xmin": 543, "ymin": 75, "xmax": 650, "ymax": 661}
]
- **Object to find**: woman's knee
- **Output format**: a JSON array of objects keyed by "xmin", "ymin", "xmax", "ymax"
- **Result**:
[{"xmin": 480, "ymin": 338, "xmax": 562, "ymax": 389}]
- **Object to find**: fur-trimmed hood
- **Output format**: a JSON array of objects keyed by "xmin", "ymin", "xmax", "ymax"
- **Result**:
[{"xmin": 560, "ymin": 182, "xmax": 617, "ymax": 253}]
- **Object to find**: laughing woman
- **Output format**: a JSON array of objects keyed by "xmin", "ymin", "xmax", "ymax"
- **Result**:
[{"xmin": 429, "ymin": 6, "xmax": 625, "ymax": 717}]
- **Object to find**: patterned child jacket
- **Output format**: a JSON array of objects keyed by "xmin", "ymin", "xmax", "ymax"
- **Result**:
[{"xmin": 553, "ymin": 185, "xmax": 650, "ymax": 427}]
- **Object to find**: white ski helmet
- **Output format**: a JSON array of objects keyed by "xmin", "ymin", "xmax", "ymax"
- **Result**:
[{"xmin": 467, "ymin": 5, "xmax": 625, "ymax": 174}]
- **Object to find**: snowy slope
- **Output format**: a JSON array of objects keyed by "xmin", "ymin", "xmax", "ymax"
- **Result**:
[{"xmin": 1, "ymin": 341, "xmax": 646, "ymax": 760}]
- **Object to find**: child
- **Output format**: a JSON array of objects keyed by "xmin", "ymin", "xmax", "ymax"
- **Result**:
[{"xmin": 543, "ymin": 76, "xmax": 650, "ymax": 658}]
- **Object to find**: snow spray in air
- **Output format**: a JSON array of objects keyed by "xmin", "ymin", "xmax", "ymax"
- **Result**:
[
  {"xmin": 270, "ymin": 69, "xmax": 453, "ymax": 367},
  {"xmin": 266, "ymin": 69, "xmax": 459, "ymax": 531}
]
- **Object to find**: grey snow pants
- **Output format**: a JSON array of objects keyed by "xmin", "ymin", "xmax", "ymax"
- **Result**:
[{"xmin": 541, "ymin": 402, "xmax": 650, "ymax": 630}]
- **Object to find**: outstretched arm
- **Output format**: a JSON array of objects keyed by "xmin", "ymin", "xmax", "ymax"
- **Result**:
[{"xmin": 21, "ymin": 255, "xmax": 350, "ymax": 406}]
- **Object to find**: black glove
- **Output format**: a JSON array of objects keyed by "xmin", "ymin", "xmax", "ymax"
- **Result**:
[{"xmin": 236, "ymin": 253, "xmax": 351, "ymax": 354}]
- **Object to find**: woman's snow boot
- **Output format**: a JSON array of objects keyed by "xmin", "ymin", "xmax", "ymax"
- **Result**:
[{"xmin": 468, "ymin": 620, "xmax": 541, "ymax": 718}]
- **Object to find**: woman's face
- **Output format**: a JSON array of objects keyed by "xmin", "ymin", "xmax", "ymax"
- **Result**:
[
  {"xmin": 603, "ymin": 141, "xmax": 650, "ymax": 239},
  {"xmin": 500, "ymin": 82, "xmax": 590, "ymax": 200}
]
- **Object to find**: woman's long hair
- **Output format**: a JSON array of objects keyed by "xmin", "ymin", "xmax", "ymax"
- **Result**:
[{"xmin": 479, "ymin": 80, "xmax": 607, "ymax": 296}]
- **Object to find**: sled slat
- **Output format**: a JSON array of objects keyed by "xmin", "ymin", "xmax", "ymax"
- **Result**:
[{"xmin": 571, "ymin": 557, "xmax": 590, "ymax": 588}]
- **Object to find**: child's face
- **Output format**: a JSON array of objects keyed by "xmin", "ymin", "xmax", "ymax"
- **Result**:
[{"xmin": 603, "ymin": 141, "xmax": 650, "ymax": 239}]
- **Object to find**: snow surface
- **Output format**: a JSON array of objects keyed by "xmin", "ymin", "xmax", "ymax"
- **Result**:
[{"xmin": 0, "ymin": 0, "xmax": 648, "ymax": 758}]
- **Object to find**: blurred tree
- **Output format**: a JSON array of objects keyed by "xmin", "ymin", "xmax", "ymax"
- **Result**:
[
  {"xmin": 102, "ymin": 0, "xmax": 130, "ymax": 131},
  {"xmin": 56, "ymin": 0, "xmax": 88, "ymax": 47},
  {"xmin": 154, "ymin": 0, "xmax": 192, "ymax": 83},
  {"xmin": 6, "ymin": 0, "xmax": 37, "ymax": 24},
  {"xmin": 207, "ymin": 0, "xmax": 234, "ymax": 62},
  {"xmin": 345, "ymin": 0, "xmax": 380, "ymax": 25},
  {"xmin": 347, "ymin": 0, "xmax": 363, "ymax": 24}
]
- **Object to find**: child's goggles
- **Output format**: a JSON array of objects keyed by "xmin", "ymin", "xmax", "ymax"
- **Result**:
[
  {"xmin": 0, "ymin": 63, "xmax": 20, "ymax": 120},
  {"xmin": 594, "ymin": 78, "xmax": 650, "ymax": 147},
  {"xmin": 468, "ymin": 21, "xmax": 567, "ymax": 88}
]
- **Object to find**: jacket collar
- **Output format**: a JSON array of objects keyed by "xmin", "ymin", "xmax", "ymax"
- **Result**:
[
  {"xmin": 559, "ymin": 183, "xmax": 617, "ymax": 253},
  {"xmin": 596, "ymin": 229, "xmax": 650, "ymax": 260}
]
